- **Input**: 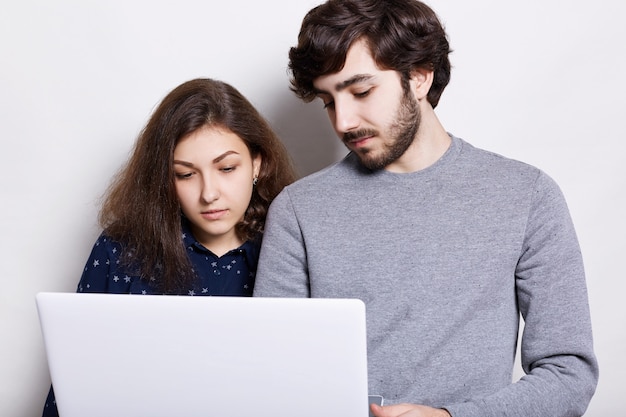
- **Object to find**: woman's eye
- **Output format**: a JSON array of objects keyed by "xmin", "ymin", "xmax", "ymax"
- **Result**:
[
  {"xmin": 175, "ymin": 172, "xmax": 193, "ymax": 179},
  {"xmin": 221, "ymin": 166, "xmax": 236, "ymax": 173}
]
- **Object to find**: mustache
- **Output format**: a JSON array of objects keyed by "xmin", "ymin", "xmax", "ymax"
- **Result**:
[{"xmin": 343, "ymin": 129, "xmax": 379, "ymax": 142}]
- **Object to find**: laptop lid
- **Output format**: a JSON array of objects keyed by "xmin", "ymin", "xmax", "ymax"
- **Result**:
[{"xmin": 36, "ymin": 292, "xmax": 369, "ymax": 417}]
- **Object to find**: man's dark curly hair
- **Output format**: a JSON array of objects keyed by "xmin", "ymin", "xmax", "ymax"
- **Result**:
[{"xmin": 288, "ymin": 0, "xmax": 452, "ymax": 108}]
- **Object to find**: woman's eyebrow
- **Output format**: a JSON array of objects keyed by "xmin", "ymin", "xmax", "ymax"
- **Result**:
[
  {"xmin": 173, "ymin": 150, "xmax": 241, "ymax": 167},
  {"xmin": 213, "ymin": 150, "xmax": 240, "ymax": 163},
  {"xmin": 173, "ymin": 160, "xmax": 194, "ymax": 167}
]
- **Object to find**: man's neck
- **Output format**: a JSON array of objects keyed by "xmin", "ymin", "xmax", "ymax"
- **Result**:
[{"xmin": 385, "ymin": 106, "xmax": 451, "ymax": 173}]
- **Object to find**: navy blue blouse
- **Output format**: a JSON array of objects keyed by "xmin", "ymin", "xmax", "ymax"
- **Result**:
[
  {"xmin": 76, "ymin": 228, "xmax": 259, "ymax": 296},
  {"xmin": 42, "ymin": 224, "xmax": 260, "ymax": 417}
]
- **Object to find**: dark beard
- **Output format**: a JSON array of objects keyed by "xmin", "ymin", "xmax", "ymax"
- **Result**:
[{"xmin": 344, "ymin": 88, "xmax": 420, "ymax": 171}]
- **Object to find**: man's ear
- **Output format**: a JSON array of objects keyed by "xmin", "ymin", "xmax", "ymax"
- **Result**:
[{"xmin": 409, "ymin": 67, "xmax": 434, "ymax": 101}]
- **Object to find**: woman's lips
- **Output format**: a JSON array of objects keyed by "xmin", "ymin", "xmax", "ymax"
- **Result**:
[{"xmin": 201, "ymin": 209, "xmax": 228, "ymax": 220}]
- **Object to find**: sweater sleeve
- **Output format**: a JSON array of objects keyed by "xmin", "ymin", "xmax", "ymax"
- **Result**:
[
  {"xmin": 445, "ymin": 172, "xmax": 598, "ymax": 417},
  {"xmin": 254, "ymin": 189, "xmax": 311, "ymax": 297}
]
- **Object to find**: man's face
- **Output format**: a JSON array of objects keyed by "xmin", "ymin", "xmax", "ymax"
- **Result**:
[{"xmin": 312, "ymin": 39, "xmax": 420, "ymax": 171}]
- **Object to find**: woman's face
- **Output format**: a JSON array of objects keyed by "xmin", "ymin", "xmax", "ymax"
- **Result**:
[{"xmin": 173, "ymin": 125, "xmax": 261, "ymax": 256}]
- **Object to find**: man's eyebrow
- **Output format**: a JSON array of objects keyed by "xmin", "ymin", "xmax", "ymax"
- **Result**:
[{"xmin": 313, "ymin": 74, "xmax": 375, "ymax": 95}]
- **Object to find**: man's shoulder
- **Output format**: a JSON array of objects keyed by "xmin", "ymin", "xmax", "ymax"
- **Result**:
[
  {"xmin": 458, "ymin": 137, "xmax": 534, "ymax": 169},
  {"xmin": 285, "ymin": 153, "xmax": 359, "ymax": 191},
  {"xmin": 454, "ymin": 137, "xmax": 567, "ymax": 202},
  {"xmin": 456, "ymin": 137, "xmax": 543, "ymax": 180}
]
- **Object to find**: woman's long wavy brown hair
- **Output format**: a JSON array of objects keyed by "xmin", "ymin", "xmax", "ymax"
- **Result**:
[{"xmin": 99, "ymin": 78, "xmax": 296, "ymax": 292}]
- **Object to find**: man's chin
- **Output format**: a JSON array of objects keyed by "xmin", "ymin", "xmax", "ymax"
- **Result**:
[{"xmin": 356, "ymin": 152, "xmax": 387, "ymax": 171}]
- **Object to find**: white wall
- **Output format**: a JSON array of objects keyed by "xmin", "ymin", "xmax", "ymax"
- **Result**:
[{"xmin": 1, "ymin": 1, "xmax": 623, "ymax": 415}]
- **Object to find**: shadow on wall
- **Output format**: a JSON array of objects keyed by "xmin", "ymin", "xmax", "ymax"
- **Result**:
[{"xmin": 266, "ymin": 89, "xmax": 346, "ymax": 179}]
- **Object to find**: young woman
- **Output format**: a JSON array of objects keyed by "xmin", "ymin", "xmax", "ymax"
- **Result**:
[{"xmin": 42, "ymin": 78, "xmax": 296, "ymax": 416}]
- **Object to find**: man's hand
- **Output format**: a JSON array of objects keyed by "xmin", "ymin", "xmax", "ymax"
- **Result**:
[{"xmin": 370, "ymin": 403, "xmax": 451, "ymax": 417}]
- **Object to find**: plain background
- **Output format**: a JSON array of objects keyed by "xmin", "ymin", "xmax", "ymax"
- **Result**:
[{"xmin": 1, "ymin": 0, "xmax": 624, "ymax": 415}]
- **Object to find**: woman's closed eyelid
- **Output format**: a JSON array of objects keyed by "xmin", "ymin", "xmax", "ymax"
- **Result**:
[{"xmin": 175, "ymin": 172, "xmax": 194, "ymax": 179}]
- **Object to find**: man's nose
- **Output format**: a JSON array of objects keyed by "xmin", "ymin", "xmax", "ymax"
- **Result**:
[{"xmin": 333, "ymin": 100, "xmax": 360, "ymax": 133}]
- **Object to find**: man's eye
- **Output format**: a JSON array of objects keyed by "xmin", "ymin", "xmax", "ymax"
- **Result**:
[
  {"xmin": 354, "ymin": 89, "xmax": 371, "ymax": 98},
  {"xmin": 323, "ymin": 100, "xmax": 335, "ymax": 110}
]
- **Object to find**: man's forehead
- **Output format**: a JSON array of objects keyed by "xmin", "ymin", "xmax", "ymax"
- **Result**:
[{"xmin": 312, "ymin": 39, "xmax": 387, "ymax": 93}]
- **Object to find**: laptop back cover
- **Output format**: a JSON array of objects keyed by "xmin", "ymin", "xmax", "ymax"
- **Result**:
[{"xmin": 36, "ymin": 292, "xmax": 369, "ymax": 417}]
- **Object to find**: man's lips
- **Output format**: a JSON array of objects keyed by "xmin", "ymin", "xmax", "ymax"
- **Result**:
[
  {"xmin": 343, "ymin": 130, "xmax": 377, "ymax": 148},
  {"xmin": 346, "ymin": 135, "xmax": 373, "ymax": 148}
]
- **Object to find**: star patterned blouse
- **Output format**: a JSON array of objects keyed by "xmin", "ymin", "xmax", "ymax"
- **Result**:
[
  {"xmin": 42, "ymin": 222, "xmax": 260, "ymax": 417},
  {"xmin": 77, "ymin": 229, "xmax": 259, "ymax": 296}
]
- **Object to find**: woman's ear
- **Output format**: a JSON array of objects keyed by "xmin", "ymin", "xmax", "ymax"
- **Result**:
[
  {"xmin": 409, "ymin": 67, "xmax": 434, "ymax": 101},
  {"xmin": 252, "ymin": 154, "xmax": 262, "ymax": 180}
]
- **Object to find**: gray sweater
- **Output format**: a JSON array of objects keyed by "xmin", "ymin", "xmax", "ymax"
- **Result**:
[{"xmin": 254, "ymin": 136, "xmax": 598, "ymax": 417}]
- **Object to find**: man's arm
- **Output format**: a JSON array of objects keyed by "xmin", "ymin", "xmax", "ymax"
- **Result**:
[
  {"xmin": 443, "ymin": 172, "xmax": 598, "ymax": 417},
  {"xmin": 254, "ymin": 189, "xmax": 310, "ymax": 297}
]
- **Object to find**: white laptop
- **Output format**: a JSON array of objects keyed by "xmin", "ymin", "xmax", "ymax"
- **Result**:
[{"xmin": 36, "ymin": 292, "xmax": 372, "ymax": 417}]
